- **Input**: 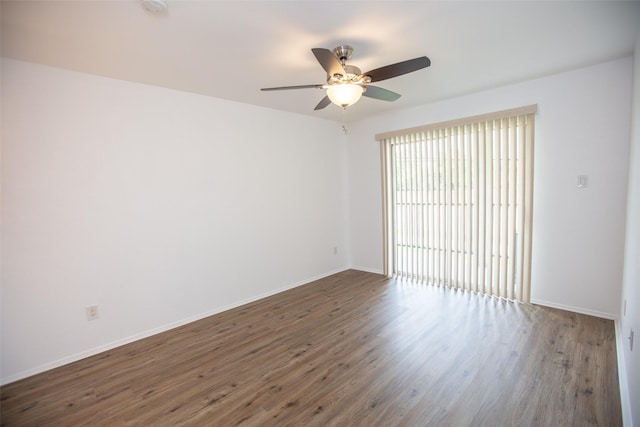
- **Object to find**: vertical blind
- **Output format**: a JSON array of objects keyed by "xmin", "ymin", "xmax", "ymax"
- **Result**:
[{"xmin": 378, "ymin": 105, "xmax": 536, "ymax": 302}]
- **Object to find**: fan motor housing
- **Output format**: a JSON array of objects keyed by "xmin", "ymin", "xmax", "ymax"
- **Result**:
[{"xmin": 327, "ymin": 64, "xmax": 369, "ymax": 87}]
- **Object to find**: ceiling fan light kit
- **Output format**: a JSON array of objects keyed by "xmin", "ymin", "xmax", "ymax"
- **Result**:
[
  {"xmin": 326, "ymin": 83, "xmax": 364, "ymax": 107},
  {"xmin": 261, "ymin": 45, "xmax": 431, "ymax": 111}
]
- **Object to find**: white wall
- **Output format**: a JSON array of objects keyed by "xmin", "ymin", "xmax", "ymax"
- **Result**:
[
  {"xmin": 348, "ymin": 57, "xmax": 632, "ymax": 319},
  {"xmin": 1, "ymin": 54, "xmax": 634, "ymax": 391},
  {"xmin": 618, "ymin": 33, "xmax": 640, "ymax": 427},
  {"xmin": 0, "ymin": 58, "xmax": 350, "ymax": 384}
]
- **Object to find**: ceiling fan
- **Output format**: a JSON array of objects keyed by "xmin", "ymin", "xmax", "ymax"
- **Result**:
[{"xmin": 261, "ymin": 45, "xmax": 431, "ymax": 110}]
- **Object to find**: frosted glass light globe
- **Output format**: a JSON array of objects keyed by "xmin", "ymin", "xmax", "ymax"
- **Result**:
[{"xmin": 327, "ymin": 84, "xmax": 364, "ymax": 107}]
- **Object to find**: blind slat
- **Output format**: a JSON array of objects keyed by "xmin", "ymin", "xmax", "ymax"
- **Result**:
[
  {"xmin": 500, "ymin": 117, "xmax": 509, "ymax": 298},
  {"xmin": 477, "ymin": 122, "xmax": 486, "ymax": 295},
  {"xmin": 506, "ymin": 117, "xmax": 517, "ymax": 300},
  {"xmin": 471, "ymin": 123, "xmax": 480, "ymax": 294},
  {"xmin": 522, "ymin": 114, "xmax": 535, "ymax": 303}
]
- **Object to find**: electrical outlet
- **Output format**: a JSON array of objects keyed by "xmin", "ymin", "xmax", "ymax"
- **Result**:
[
  {"xmin": 630, "ymin": 329, "xmax": 634, "ymax": 352},
  {"xmin": 333, "ymin": 246, "xmax": 338, "ymax": 255},
  {"xmin": 86, "ymin": 305, "xmax": 99, "ymax": 321}
]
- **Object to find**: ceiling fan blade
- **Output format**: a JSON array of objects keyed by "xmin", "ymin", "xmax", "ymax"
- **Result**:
[
  {"xmin": 314, "ymin": 96, "xmax": 332, "ymax": 110},
  {"xmin": 261, "ymin": 84, "xmax": 323, "ymax": 91},
  {"xmin": 311, "ymin": 48, "xmax": 346, "ymax": 77},
  {"xmin": 363, "ymin": 85, "xmax": 401, "ymax": 102},
  {"xmin": 364, "ymin": 56, "xmax": 431, "ymax": 83}
]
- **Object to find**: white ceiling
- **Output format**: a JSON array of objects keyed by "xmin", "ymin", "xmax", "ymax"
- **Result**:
[{"xmin": 2, "ymin": 1, "xmax": 639, "ymax": 122}]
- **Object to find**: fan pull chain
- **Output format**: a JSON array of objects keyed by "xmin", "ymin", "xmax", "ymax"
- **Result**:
[{"xmin": 342, "ymin": 107, "xmax": 348, "ymax": 134}]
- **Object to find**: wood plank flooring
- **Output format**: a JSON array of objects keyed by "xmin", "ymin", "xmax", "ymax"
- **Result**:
[{"xmin": 1, "ymin": 270, "xmax": 622, "ymax": 426}]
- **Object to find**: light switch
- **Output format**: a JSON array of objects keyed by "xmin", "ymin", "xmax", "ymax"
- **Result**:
[{"xmin": 577, "ymin": 175, "xmax": 588, "ymax": 189}]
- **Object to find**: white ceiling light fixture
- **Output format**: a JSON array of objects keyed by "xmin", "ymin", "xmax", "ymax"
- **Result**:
[
  {"xmin": 141, "ymin": 0, "xmax": 167, "ymax": 14},
  {"xmin": 326, "ymin": 83, "xmax": 364, "ymax": 108}
]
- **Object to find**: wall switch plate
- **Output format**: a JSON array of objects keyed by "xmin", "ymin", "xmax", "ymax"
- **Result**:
[
  {"xmin": 86, "ymin": 305, "xmax": 99, "ymax": 321},
  {"xmin": 577, "ymin": 175, "xmax": 588, "ymax": 189}
]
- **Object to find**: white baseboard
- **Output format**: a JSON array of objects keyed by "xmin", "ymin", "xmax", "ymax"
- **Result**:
[
  {"xmin": 530, "ymin": 298, "xmax": 616, "ymax": 320},
  {"xmin": 349, "ymin": 265, "xmax": 384, "ymax": 275},
  {"xmin": 615, "ymin": 319, "xmax": 633, "ymax": 427},
  {"xmin": 1, "ymin": 266, "xmax": 352, "ymax": 386}
]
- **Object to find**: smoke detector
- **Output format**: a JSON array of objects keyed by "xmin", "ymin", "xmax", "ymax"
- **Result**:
[{"xmin": 141, "ymin": 0, "xmax": 167, "ymax": 13}]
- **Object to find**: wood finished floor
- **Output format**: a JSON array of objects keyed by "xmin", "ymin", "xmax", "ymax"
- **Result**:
[{"xmin": 1, "ymin": 270, "xmax": 621, "ymax": 426}]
